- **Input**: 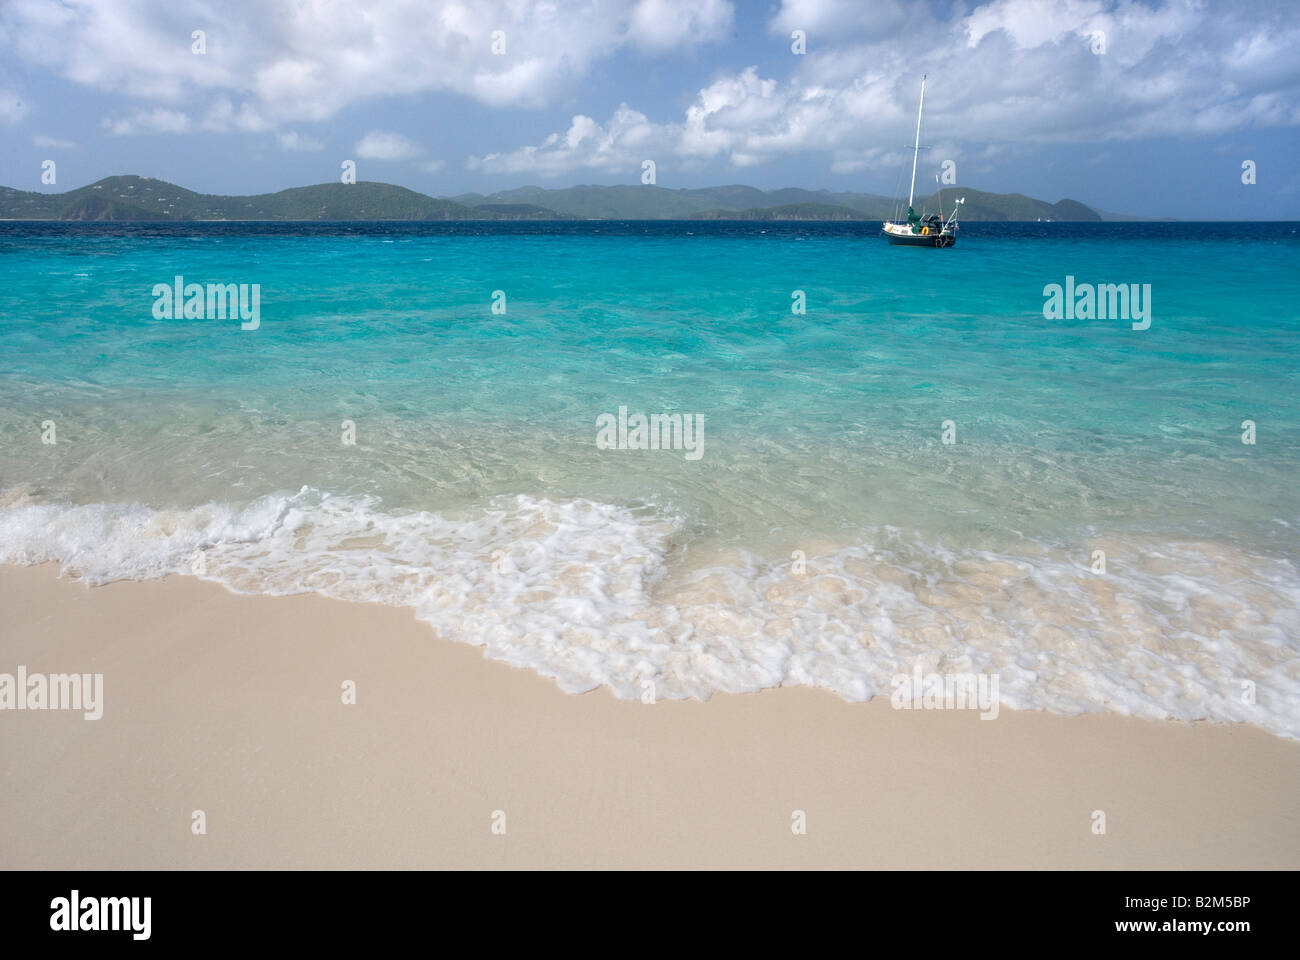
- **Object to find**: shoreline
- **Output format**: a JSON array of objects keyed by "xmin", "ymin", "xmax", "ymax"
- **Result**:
[{"xmin": 2, "ymin": 561, "xmax": 1297, "ymax": 869}]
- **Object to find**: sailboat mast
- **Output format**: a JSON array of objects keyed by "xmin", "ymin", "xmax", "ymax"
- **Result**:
[{"xmin": 908, "ymin": 74, "xmax": 926, "ymax": 208}]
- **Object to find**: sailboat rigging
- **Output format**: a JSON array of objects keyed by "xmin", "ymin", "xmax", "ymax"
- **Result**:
[{"xmin": 882, "ymin": 75, "xmax": 963, "ymax": 248}]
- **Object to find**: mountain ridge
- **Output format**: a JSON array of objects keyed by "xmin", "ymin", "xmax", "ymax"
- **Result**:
[{"xmin": 0, "ymin": 175, "xmax": 1131, "ymax": 221}]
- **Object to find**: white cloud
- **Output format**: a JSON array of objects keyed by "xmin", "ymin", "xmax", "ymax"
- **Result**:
[
  {"xmin": 469, "ymin": 66, "xmax": 891, "ymax": 174},
  {"xmin": 469, "ymin": 104, "xmax": 671, "ymax": 175},
  {"xmin": 630, "ymin": 0, "xmax": 733, "ymax": 51},
  {"xmin": 33, "ymin": 134, "xmax": 76, "ymax": 148},
  {"xmin": 829, "ymin": 147, "xmax": 907, "ymax": 176},
  {"xmin": 102, "ymin": 98, "xmax": 291, "ymax": 138},
  {"xmin": 3, "ymin": 0, "xmax": 1298, "ymax": 181},
  {"xmin": 0, "ymin": 0, "xmax": 737, "ymax": 126},
  {"xmin": 963, "ymin": 0, "xmax": 1110, "ymax": 49},
  {"xmin": 355, "ymin": 130, "xmax": 425, "ymax": 161},
  {"xmin": 471, "ymin": 0, "xmax": 1300, "ymax": 176},
  {"xmin": 103, "ymin": 108, "xmax": 192, "ymax": 135},
  {"xmin": 768, "ymin": 0, "xmax": 907, "ymax": 39},
  {"xmin": 277, "ymin": 130, "xmax": 324, "ymax": 151},
  {"xmin": 201, "ymin": 97, "xmax": 272, "ymax": 133}
]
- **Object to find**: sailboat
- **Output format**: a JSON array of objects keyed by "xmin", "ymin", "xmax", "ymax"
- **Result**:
[{"xmin": 882, "ymin": 75, "xmax": 962, "ymax": 247}]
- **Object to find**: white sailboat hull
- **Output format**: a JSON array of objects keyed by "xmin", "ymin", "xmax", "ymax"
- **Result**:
[{"xmin": 882, "ymin": 220, "xmax": 955, "ymax": 247}]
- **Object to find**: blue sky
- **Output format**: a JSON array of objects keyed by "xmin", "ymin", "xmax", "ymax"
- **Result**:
[{"xmin": 2, "ymin": 0, "xmax": 1298, "ymax": 218}]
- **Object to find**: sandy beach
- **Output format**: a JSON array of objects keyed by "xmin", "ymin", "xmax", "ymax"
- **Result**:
[{"xmin": 1, "ymin": 562, "xmax": 1296, "ymax": 870}]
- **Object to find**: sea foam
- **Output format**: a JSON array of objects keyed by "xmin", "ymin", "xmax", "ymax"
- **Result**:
[{"xmin": 2, "ymin": 486, "xmax": 1298, "ymax": 738}]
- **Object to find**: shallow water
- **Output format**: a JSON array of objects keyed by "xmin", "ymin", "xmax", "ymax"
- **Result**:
[{"xmin": 2, "ymin": 220, "xmax": 1297, "ymax": 734}]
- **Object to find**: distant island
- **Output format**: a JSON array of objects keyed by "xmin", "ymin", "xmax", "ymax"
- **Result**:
[{"xmin": 0, "ymin": 175, "xmax": 1140, "ymax": 222}]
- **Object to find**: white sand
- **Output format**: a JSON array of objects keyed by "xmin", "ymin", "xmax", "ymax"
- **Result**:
[{"xmin": 1, "ymin": 563, "xmax": 1297, "ymax": 868}]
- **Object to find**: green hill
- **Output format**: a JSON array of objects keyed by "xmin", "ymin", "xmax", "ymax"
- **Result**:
[
  {"xmin": 1049, "ymin": 198, "xmax": 1102, "ymax": 221},
  {"xmin": 1, "ymin": 175, "xmax": 1113, "ymax": 222},
  {"xmin": 901, "ymin": 187, "xmax": 1102, "ymax": 222},
  {"xmin": 229, "ymin": 182, "xmax": 481, "ymax": 220},
  {"xmin": 472, "ymin": 202, "xmax": 573, "ymax": 219},
  {"xmin": 454, "ymin": 184, "xmax": 900, "ymax": 219},
  {"xmin": 456, "ymin": 184, "xmax": 712, "ymax": 219},
  {"xmin": 692, "ymin": 203, "xmax": 874, "ymax": 221},
  {"xmin": 463, "ymin": 183, "xmax": 1103, "ymax": 221},
  {"xmin": 0, "ymin": 186, "xmax": 63, "ymax": 218},
  {"xmin": 0, "ymin": 176, "xmax": 513, "ymax": 221}
]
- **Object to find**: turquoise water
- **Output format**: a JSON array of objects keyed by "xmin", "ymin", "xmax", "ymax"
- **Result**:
[{"xmin": 2, "ymin": 221, "xmax": 1298, "ymax": 734}]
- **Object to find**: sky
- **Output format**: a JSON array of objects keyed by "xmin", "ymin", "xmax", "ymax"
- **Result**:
[{"xmin": 1, "ymin": 0, "xmax": 1298, "ymax": 218}]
